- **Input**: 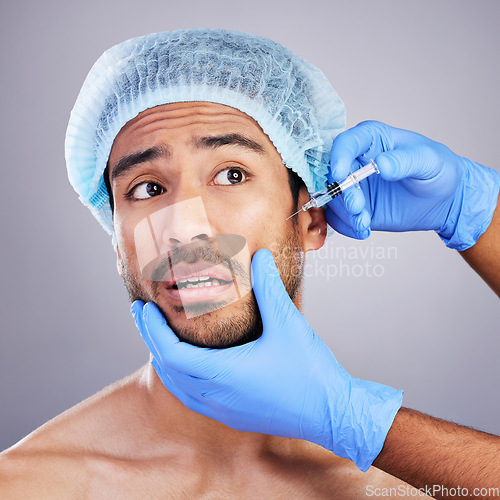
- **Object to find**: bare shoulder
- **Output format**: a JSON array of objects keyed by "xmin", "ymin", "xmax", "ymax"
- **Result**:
[
  {"xmin": 0, "ymin": 446, "xmax": 87, "ymax": 499},
  {"xmin": 0, "ymin": 368, "xmax": 146, "ymax": 499}
]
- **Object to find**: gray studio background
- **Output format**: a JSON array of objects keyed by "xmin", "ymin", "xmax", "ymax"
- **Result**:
[{"xmin": 1, "ymin": 0, "xmax": 499, "ymax": 451}]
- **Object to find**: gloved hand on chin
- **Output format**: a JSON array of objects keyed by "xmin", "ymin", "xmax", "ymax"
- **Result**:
[
  {"xmin": 132, "ymin": 249, "xmax": 403, "ymax": 472},
  {"xmin": 327, "ymin": 120, "xmax": 499, "ymax": 250}
]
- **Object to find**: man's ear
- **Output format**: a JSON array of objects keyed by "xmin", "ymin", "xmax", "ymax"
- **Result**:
[
  {"xmin": 296, "ymin": 187, "xmax": 328, "ymax": 252},
  {"xmin": 303, "ymin": 207, "xmax": 327, "ymax": 251},
  {"xmin": 116, "ymin": 245, "xmax": 125, "ymax": 278}
]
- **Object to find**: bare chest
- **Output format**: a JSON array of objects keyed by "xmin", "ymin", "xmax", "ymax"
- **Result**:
[{"xmin": 80, "ymin": 457, "xmax": 420, "ymax": 500}]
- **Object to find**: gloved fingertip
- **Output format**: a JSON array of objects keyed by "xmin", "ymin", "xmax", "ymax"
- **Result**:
[
  {"xmin": 251, "ymin": 248, "xmax": 292, "ymax": 329},
  {"xmin": 253, "ymin": 247, "xmax": 274, "ymax": 263},
  {"xmin": 327, "ymin": 160, "xmax": 339, "ymax": 183},
  {"xmin": 131, "ymin": 300, "xmax": 145, "ymax": 317},
  {"xmin": 142, "ymin": 302, "xmax": 171, "ymax": 343},
  {"xmin": 131, "ymin": 301, "xmax": 147, "ymax": 337},
  {"xmin": 345, "ymin": 210, "xmax": 371, "ymax": 238},
  {"xmin": 375, "ymin": 152, "xmax": 402, "ymax": 182},
  {"xmin": 343, "ymin": 188, "xmax": 366, "ymax": 215},
  {"xmin": 358, "ymin": 228, "xmax": 371, "ymax": 240},
  {"xmin": 131, "ymin": 303, "xmax": 158, "ymax": 359},
  {"xmin": 357, "ymin": 210, "xmax": 371, "ymax": 232},
  {"xmin": 251, "ymin": 248, "xmax": 279, "ymax": 285},
  {"xmin": 140, "ymin": 302, "xmax": 180, "ymax": 361},
  {"xmin": 143, "ymin": 301, "xmax": 161, "ymax": 321},
  {"xmin": 328, "ymin": 157, "xmax": 354, "ymax": 183}
]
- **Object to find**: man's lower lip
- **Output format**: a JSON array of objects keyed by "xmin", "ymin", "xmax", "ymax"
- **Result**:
[{"xmin": 164, "ymin": 282, "xmax": 235, "ymax": 304}]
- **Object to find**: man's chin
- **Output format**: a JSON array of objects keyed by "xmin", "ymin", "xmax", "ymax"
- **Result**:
[
  {"xmin": 172, "ymin": 298, "xmax": 233, "ymax": 318},
  {"xmin": 158, "ymin": 297, "xmax": 263, "ymax": 348}
]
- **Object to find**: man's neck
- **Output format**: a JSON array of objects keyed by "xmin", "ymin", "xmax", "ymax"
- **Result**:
[{"xmin": 138, "ymin": 360, "xmax": 279, "ymax": 464}]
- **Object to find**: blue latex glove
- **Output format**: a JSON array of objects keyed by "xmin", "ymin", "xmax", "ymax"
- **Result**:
[
  {"xmin": 327, "ymin": 121, "xmax": 499, "ymax": 250},
  {"xmin": 132, "ymin": 249, "xmax": 403, "ymax": 472}
]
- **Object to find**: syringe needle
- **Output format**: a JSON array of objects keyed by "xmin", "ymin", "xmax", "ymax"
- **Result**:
[{"xmin": 286, "ymin": 210, "xmax": 301, "ymax": 220}]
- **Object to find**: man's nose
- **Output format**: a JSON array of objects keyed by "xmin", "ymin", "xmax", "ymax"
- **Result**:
[{"xmin": 157, "ymin": 196, "xmax": 213, "ymax": 250}]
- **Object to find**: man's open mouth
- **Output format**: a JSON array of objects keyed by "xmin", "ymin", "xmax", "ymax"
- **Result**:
[
  {"xmin": 164, "ymin": 270, "xmax": 238, "ymax": 312},
  {"xmin": 172, "ymin": 276, "xmax": 233, "ymax": 290},
  {"xmin": 155, "ymin": 258, "xmax": 251, "ymax": 316}
]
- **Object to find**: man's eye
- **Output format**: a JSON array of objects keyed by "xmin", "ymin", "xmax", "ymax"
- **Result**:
[
  {"xmin": 130, "ymin": 182, "xmax": 164, "ymax": 199},
  {"xmin": 213, "ymin": 168, "xmax": 247, "ymax": 186}
]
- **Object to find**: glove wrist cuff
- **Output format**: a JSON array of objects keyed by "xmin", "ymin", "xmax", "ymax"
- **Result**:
[
  {"xmin": 438, "ymin": 160, "xmax": 499, "ymax": 251},
  {"xmin": 329, "ymin": 379, "xmax": 403, "ymax": 472}
]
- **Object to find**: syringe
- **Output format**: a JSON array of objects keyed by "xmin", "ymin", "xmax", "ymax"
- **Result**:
[{"xmin": 286, "ymin": 159, "xmax": 380, "ymax": 220}]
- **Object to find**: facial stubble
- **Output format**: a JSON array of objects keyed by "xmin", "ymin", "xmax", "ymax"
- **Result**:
[{"xmin": 122, "ymin": 226, "xmax": 304, "ymax": 348}]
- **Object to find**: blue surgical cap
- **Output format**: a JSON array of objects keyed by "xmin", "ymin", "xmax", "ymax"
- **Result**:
[{"xmin": 65, "ymin": 28, "xmax": 346, "ymax": 236}]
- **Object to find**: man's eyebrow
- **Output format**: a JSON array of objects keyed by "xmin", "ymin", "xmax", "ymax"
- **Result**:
[
  {"xmin": 111, "ymin": 145, "xmax": 171, "ymax": 181},
  {"xmin": 111, "ymin": 134, "xmax": 265, "ymax": 182},
  {"xmin": 193, "ymin": 133, "xmax": 266, "ymax": 155}
]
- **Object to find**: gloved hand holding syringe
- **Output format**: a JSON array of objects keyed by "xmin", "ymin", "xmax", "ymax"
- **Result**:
[{"xmin": 286, "ymin": 159, "xmax": 379, "ymax": 220}]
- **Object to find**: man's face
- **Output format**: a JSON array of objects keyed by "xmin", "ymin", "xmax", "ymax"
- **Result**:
[{"xmin": 109, "ymin": 102, "xmax": 326, "ymax": 347}]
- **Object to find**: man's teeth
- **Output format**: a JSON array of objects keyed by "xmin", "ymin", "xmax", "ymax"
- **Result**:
[{"xmin": 175, "ymin": 276, "xmax": 226, "ymax": 289}]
